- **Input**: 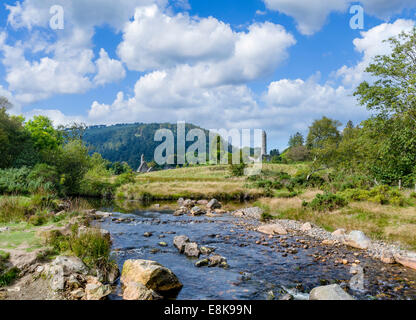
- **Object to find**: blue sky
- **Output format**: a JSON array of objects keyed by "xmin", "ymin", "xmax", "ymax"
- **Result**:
[{"xmin": 0, "ymin": 0, "xmax": 415, "ymax": 151}]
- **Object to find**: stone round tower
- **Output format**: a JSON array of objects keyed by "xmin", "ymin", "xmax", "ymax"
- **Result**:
[{"xmin": 261, "ymin": 130, "xmax": 267, "ymax": 157}]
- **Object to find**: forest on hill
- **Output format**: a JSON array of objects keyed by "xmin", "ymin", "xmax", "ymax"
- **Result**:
[{"xmin": 83, "ymin": 123, "xmax": 212, "ymax": 169}]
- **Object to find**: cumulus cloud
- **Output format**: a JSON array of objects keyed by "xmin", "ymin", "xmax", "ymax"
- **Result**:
[
  {"xmin": 0, "ymin": 29, "xmax": 96, "ymax": 104},
  {"xmin": 336, "ymin": 19, "xmax": 415, "ymax": 87},
  {"xmin": 94, "ymin": 49, "xmax": 126, "ymax": 86},
  {"xmin": 118, "ymin": 5, "xmax": 295, "ymax": 79},
  {"xmin": 263, "ymin": 0, "xmax": 416, "ymax": 35}
]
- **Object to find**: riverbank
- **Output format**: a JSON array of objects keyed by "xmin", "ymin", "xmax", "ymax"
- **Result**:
[{"xmin": 0, "ymin": 197, "xmax": 116, "ymax": 300}]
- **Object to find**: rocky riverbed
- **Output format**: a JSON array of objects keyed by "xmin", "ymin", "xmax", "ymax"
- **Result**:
[{"xmin": 96, "ymin": 200, "xmax": 416, "ymax": 300}]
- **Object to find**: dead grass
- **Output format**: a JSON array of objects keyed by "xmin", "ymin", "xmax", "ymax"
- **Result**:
[{"xmin": 116, "ymin": 164, "xmax": 302, "ymax": 201}]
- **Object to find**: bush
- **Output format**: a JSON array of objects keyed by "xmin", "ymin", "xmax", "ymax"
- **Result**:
[
  {"xmin": 306, "ymin": 193, "xmax": 348, "ymax": 212},
  {"xmin": 47, "ymin": 226, "xmax": 112, "ymax": 271},
  {"xmin": 229, "ymin": 163, "xmax": 247, "ymax": 177},
  {"xmin": 340, "ymin": 185, "xmax": 406, "ymax": 206},
  {"xmin": 0, "ymin": 267, "xmax": 19, "ymax": 287},
  {"xmin": 0, "ymin": 197, "xmax": 32, "ymax": 223}
]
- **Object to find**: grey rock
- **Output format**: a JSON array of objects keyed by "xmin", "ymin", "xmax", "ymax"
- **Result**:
[
  {"xmin": 51, "ymin": 256, "xmax": 88, "ymax": 276},
  {"xmin": 173, "ymin": 235, "xmax": 190, "ymax": 253},
  {"xmin": 344, "ymin": 231, "xmax": 372, "ymax": 250},
  {"xmin": 184, "ymin": 242, "xmax": 200, "ymax": 258},
  {"xmin": 207, "ymin": 199, "xmax": 221, "ymax": 210},
  {"xmin": 309, "ymin": 284, "xmax": 355, "ymax": 300}
]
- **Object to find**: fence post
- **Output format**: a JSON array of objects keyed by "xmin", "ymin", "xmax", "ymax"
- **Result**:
[{"xmin": 399, "ymin": 180, "xmax": 402, "ymax": 190}]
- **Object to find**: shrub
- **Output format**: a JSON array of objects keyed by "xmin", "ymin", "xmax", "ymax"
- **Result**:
[
  {"xmin": 306, "ymin": 193, "xmax": 348, "ymax": 212},
  {"xmin": 70, "ymin": 230, "xmax": 111, "ymax": 270},
  {"xmin": 28, "ymin": 210, "xmax": 49, "ymax": 226},
  {"xmin": 0, "ymin": 267, "xmax": 19, "ymax": 287},
  {"xmin": 229, "ymin": 163, "xmax": 247, "ymax": 177},
  {"xmin": 340, "ymin": 185, "xmax": 406, "ymax": 206},
  {"xmin": 47, "ymin": 226, "xmax": 112, "ymax": 271},
  {"xmin": 0, "ymin": 197, "xmax": 32, "ymax": 223}
]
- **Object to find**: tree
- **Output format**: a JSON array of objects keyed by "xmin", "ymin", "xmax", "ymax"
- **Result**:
[
  {"xmin": 25, "ymin": 116, "xmax": 63, "ymax": 152},
  {"xmin": 354, "ymin": 27, "xmax": 416, "ymax": 123},
  {"xmin": 288, "ymin": 132, "xmax": 304, "ymax": 148},
  {"xmin": 306, "ymin": 117, "xmax": 341, "ymax": 150},
  {"xmin": 57, "ymin": 140, "xmax": 91, "ymax": 195},
  {"xmin": 0, "ymin": 97, "xmax": 12, "ymax": 110},
  {"xmin": 286, "ymin": 146, "xmax": 310, "ymax": 162},
  {"xmin": 0, "ymin": 104, "xmax": 37, "ymax": 168}
]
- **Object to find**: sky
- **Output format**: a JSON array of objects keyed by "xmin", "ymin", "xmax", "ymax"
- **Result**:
[{"xmin": 0, "ymin": 0, "xmax": 415, "ymax": 151}]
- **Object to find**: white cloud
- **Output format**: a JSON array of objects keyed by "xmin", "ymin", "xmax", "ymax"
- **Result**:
[
  {"xmin": 336, "ymin": 19, "xmax": 415, "ymax": 87},
  {"xmin": 263, "ymin": 0, "xmax": 348, "ymax": 35},
  {"xmin": 118, "ymin": 6, "xmax": 296, "ymax": 85},
  {"xmin": 0, "ymin": 29, "xmax": 96, "ymax": 104},
  {"xmin": 94, "ymin": 49, "xmax": 126, "ymax": 86},
  {"xmin": 263, "ymin": 0, "xmax": 416, "ymax": 35},
  {"xmin": 6, "ymin": 0, "xmax": 168, "ymax": 31}
]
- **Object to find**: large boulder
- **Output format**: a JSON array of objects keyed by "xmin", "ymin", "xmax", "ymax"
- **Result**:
[
  {"xmin": 184, "ymin": 242, "xmax": 200, "ymax": 258},
  {"xmin": 394, "ymin": 251, "xmax": 416, "ymax": 270},
  {"xmin": 309, "ymin": 284, "xmax": 355, "ymax": 300},
  {"xmin": 258, "ymin": 223, "xmax": 288, "ymax": 236},
  {"xmin": 48, "ymin": 265, "xmax": 65, "ymax": 291},
  {"xmin": 207, "ymin": 199, "xmax": 221, "ymax": 210},
  {"xmin": 121, "ymin": 259, "xmax": 183, "ymax": 294},
  {"xmin": 344, "ymin": 231, "xmax": 371, "ymax": 250},
  {"xmin": 173, "ymin": 235, "xmax": 190, "ymax": 253},
  {"xmin": 123, "ymin": 282, "xmax": 162, "ymax": 300}
]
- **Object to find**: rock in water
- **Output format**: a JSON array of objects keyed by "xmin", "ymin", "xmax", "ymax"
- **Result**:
[
  {"xmin": 190, "ymin": 206, "xmax": 205, "ymax": 216},
  {"xmin": 394, "ymin": 251, "xmax": 416, "ymax": 270},
  {"xmin": 309, "ymin": 284, "xmax": 355, "ymax": 300},
  {"xmin": 257, "ymin": 223, "xmax": 288, "ymax": 236},
  {"xmin": 173, "ymin": 235, "xmax": 190, "ymax": 253},
  {"xmin": 344, "ymin": 231, "xmax": 371, "ymax": 250},
  {"xmin": 123, "ymin": 282, "xmax": 162, "ymax": 300},
  {"xmin": 121, "ymin": 260, "xmax": 183, "ymax": 294},
  {"xmin": 207, "ymin": 199, "xmax": 221, "ymax": 210},
  {"xmin": 184, "ymin": 242, "xmax": 200, "ymax": 258}
]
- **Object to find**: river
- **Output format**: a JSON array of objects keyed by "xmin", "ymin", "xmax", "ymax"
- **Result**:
[{"xmin": 94, "ymin": 202, "xmax": 416, "ymax": 300}]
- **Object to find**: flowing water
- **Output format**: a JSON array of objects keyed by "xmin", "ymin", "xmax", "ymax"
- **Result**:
[{"xmin": 94, "ymin": 203, "xmax": 416, "ymax": 300}]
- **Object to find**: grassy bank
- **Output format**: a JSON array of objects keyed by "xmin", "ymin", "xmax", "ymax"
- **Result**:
[
  {"xmin": 256, "ymin": 193, "xmax": 416, "ymax": 250},
  {"xmin": 115, "ymin": 164, "xmax": 310, "ymax": 201},
  {"xmin": 0, "ymin": 195, "xmax": 113, "ymax": 289}
]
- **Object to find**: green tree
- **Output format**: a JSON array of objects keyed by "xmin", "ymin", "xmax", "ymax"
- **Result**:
[
  {"xmin": 26, "ymin": 116, "xmax": 63, "ymax": 152},
  {"xmin": 57, "ymin": 141, "xmax": 91, "ymax": 195},
  {"xmin": 0, "ymin": 103, "xmax": 37, "ymax": 169},
  {"xmin": 306, "ymin": 117, "xmax": 341, "ymax": 150},
  {"xmin": 354, "ymin": 27, "xmax": 416, "ymax": 122},
  {"xmin": 288, "ymin": 132, "xmax": 304, "ymax": 147}
]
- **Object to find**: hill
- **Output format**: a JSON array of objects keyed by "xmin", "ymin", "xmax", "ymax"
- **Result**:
[{"xmin": 83, "ymin": 122, "xmax": 216, "ymax": 169}]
